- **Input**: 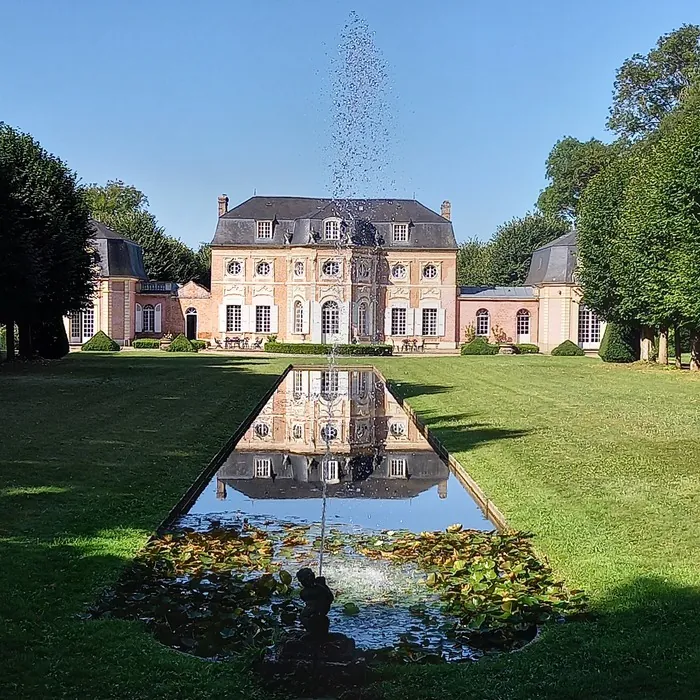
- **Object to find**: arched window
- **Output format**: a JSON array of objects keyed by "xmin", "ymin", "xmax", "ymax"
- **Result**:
[
  {"xmin": 578, "ymin": 305, "xmax": 602, "ymax": 347},
  {"xmin": 321, "ymin": 301, "xmax": 339, "ymax": 336},
  {"xmin": 143, "ymin": 304, "xmax": 155, "ymax": 332},
  {"xmin": 422, "ymin": 264, "xmax": 438, "ymax": 279},
  {"xmin": 293, "ymin": 300, "xmax": 304, "ymax": 334},
  {"xmin": 476, "ymin": 309, "xmax": 490, "ymax": 337},
  {"xmin": 256, "ymin": 261, "xmax": 271, "ymax": 276},
  {"xmin": 516, "ymin": 309, "xmax": 530, "ymax": 340},
  {"xmin": 392, "ymin": 263, "xmax": 407, "ymax": 279},
  {"xmin": 186, "ymin": 307, "xmax": 197, "ymax": 315},
  {"xmin": 227, "ymin": 260, "xmax": 242, "ymax": 276},
  {"xmin": 357, "ymin": 302, "xmax": 368, "ymax": 336}
]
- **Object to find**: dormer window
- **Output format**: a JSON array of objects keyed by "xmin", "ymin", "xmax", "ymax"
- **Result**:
[
  {"xmin": 393, "ymin": 223, "xmax": 409, "ymax": 242},
  {"xmin": 324, "ymin": 219, "xmax": 340, "ymax": 241},
  {"xmin": 257, "ymin": 221, "xmax": 272, "ymax": 239}
]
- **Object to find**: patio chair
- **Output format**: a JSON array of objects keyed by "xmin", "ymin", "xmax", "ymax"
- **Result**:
[{"xmin": 251, "ymin": 337, "xmax": 263, "ymax": 350}]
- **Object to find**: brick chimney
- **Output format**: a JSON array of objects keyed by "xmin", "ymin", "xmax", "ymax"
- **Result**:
[
  {"xmin": 218, "ymin": 194, "xmax": 229, "ymax": 217},
  {"xmin": 441, "ymin": 200, "xmax": 451, "ymax": 221}
]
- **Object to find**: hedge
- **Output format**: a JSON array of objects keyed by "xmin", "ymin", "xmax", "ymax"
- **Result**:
[
  {"xmin": 515, "ymin": 343, "xmax": 540, "ymax": 354},
  {"xmin": 132, "ymin": 338, "xmax": 161, "ymax": 349},
  {"xmin": 461, "ymin": 337, "xmax": 499, "ymax": 355},
  {"xmin": 166, "ymin": 334, "xmax": 197, "ymax": 353},
  {"xmin": 265, "ymin": 342, "xmax": 393, "ymax": 356},
  {"xmin": 82, "ymin": 331, "xmax": 120, "ymax": 352},
  {"xmin": 551, "ymin": 339, "xmax": 585, "ymax": 356},
  {"xmin": 599, "ymin": 323, "xmax": 639, "ymax": 363},
  {"xmin": 190, "ymin": 339, "xmax": 208, "ymax": 351}
]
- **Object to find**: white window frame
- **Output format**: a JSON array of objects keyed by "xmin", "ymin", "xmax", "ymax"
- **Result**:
[
  {"xmin": 390, "ymin": 421, "xmax": 406, "ymax": 438},
  {"xmin": 292, "ymin": 424, "xmax": 303, "ymax": 440},
  {"xmin": 226, "ymin": 305, "xmax": 242, "ymax": 333},
  {"xmin": 255, "ymin": 305, "xmax": 271, "ymax": 333},
  {"xmin": 476, "ymin": 309, "xmax": 490, "ymax": 337},
  {"xmin": 320, "ymin": 423, "xmax": 339, "ymax": 443},
  {"xmin": 143, "ymin": 304, "xmax": 155, "ymax": 333},
  {"xmin": 227, "ymin": 259, "xmax": 243, "ymax": 276},
  {"xmin": 422, "ymin": 264, "xmax": 438, "ymax": 280},
  {"xmin": 389, "ymin": 458, "xmax": 407, "ymax": 478},
  {"xmin": 322, "ymin": 259, "xmax": 340, "ymax": 277},
  {"xmin": 255, "ymin": 260, "xmax": 271, "ymax": 277},
  {"xmin": 324, "ymin": 219, "xmax": 341, "ymax": 241},
  {"xmin": 293, "ymin": 260, "xmax": 305, "ymax": 277},
  {"xmin": 293, "ymin": 370, "xmax": 303, "ymax": 398},
  {"xmin": 421, "ymin": 307, "xmax": 438, "ymax": 336},
  {"xmin": 356, "ymin": 261, "xmax": 370, "ymax": 279},
  {"xmin": 256, "ymin": 221, "xmax": 272, "ymax": 239},
  {"xmin": 357, "ymin": 302, "xmax": 368, "ymax": 336},
  {"xmin": 578, "ymin": 305, "xmax": 602, "ymax": 348},
  {"xmin": 516, "ymin": 310, "xmax": 530, "ymax": 337},
  {"xmin": 321, "ymin": 301, "xmax": 340, "ymax": 336},
  {"xmin": 254, "ymin": 457, "xmax": 272, "ymax": 478},
  {"xmin": 391, "ymin": 307, "xmax": 407, "ymax": 336},
  {"xmin": 293, "ymin": 300, "xmax": 304, "ymax": 334},
  {"xmin": 254, "ymin": 423, "xmax": 270, "ymax": 439},
  {"xmin": 323, "ymin": 458, "xmax": 339, "ymax": 482},
  {"xmin": 321, "ymin": 370, "xmax": 339, "ymax": 399},
  {"xmin": 393, "ymin": 223, "xmax": 409, "ymax": 242},
  {"xmin": 391, "ymin": 263, "xmax": 407, "ymax": 280}
]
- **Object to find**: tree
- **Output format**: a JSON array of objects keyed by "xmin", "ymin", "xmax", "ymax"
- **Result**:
[
  {"xmin": 488, "ymin": 213, "xmax": 570, "ymax": 285},
  {"xmin": 0, "ymin": 124, "xmax": 94, "ymax": 360},
  {"xmin": 83, "ymin": 180, "xmax": 209, "ymax": 285},
  {"xmin": 457, "ymin": 238, "xmax": 492, "ymax": 286},
  {"xmin": 607, "ymin": 24, "xmax": 700, "ymax": 140},
  {"xmin": 537, "ymin": 137, "xmax": 619, "ymax": 220}
]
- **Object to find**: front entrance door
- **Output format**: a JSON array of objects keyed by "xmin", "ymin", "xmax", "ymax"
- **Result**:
[
  {"xmin": 321, "ymin": 301, "xmax": 339, "ymax": 344},
  {"xmin": 186, "ymin": 313, "xmax": 198, "ymax": 340},
  {"xmin": 69, "ymin": 307, "xmax": 95, "ymax": 344}
]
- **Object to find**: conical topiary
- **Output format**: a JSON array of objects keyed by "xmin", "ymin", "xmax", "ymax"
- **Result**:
[
  {"xmin": 81, "ymin": 330, "xmax": 120, "ymax": 352},
  {"xmin": 165, "ymin": 333, "xmax": 197, "ymax": 352},
  {"xmin": 551, "ymin": 339, "xmax": 585, "ymax": 356},
  {"xmin": 599, "ymin": 323, "xmax": 639, "ymax": 363}
]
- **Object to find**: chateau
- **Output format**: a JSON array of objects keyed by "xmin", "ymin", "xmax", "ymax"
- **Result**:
[{"xmin": 65, "ymin": 195, "xmax": 604, "ymax": 353}]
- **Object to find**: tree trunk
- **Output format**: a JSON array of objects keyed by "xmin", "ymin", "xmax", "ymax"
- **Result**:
[
  {"xmin": 4, "ymin": 319, "xmax": 16, "ymax": 361},
  {"xmin": 640, "ymin": 326, "xmax": 654, "ymax": 362},
  {"xmin": 658, "ymin": 327, "xmax": 668, "ymax": 365},
  {"xmin": 17, "ymin": 320, "xmax": 33, "ymax": 359},
  {"xmin": 674, "ymin": 325, "xmax": 683, "ymax": 369},
  {"xmin": 690, "ymin": 332, "xmax": 700, "ymax": 372}
]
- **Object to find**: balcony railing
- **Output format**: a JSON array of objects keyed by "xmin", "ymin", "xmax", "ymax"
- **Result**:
[{"xmin": 138, "ymin": 281, "xmax": 178, "ymax": 294}]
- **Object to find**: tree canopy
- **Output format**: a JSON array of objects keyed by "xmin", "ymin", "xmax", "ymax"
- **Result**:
[
  {"xmin": 457, "ymin": 238, "xmax": 492, "ymax": 286},
  {"xmin": 607, "ymin": 24, "xmax": 700, "ymax": 140}
]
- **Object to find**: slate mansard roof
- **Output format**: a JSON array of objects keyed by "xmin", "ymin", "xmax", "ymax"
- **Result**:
[
  {"xmin": 91, "ymin": 219, "xmax": 147, "ymax": 280},
  {"xmin": 459, "ymin": 286, "xmax": 536, "ymax": 300},
  {"xmin": 524, "ymin": 230, "xmax": 578, "ymax": 286},
  {"xmin": 211, "ymin": 196, "xmax": 458, "ymax": 249}
]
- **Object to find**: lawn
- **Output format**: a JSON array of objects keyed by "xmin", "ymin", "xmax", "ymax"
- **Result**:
[{"xmin": 1, "ymin": 352, "xmax": 699, "ymax": 699}]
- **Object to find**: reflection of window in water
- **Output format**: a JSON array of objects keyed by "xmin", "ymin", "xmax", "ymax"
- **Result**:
[
  {"xmin": 355, "ymin": 423, "xmax": 367, "ymax": 439},
  {"xmin": 323, "ymin": 459, "xmax": 339, "ymax": 482},
  {"xmin": 389, "ymin": 458, "xmax": 407, "ymax": 478},
  {"xmin": 293, "ymin": 370, "xmax": 303, "ymax": 398},
  {"xmin": 254, "ymin": 458, "xmax": 272, "ymax": 478},
  {"xmin": 292, "ymin": 424, "xmax": 303, "ymax": 439},
  {"xmin": 321, "ymin": 371, "xmax": 339, "ymax": 399},
  {"xmin": 254, "ymin": 423, "xmax": 270, "ymax": 438},
  {"xmin": 320, "ymin": 423, "xmax": 338, "ymax": 442},
  {"xmin": 357, "ymin": 371, "xmax": 369, "ymax": 398},
  {"xmin": 390, "ymin": 422, "xmax": 406, "ymax": 438}
]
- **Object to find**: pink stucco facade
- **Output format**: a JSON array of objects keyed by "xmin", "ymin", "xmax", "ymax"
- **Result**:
[{"xmin": 458, "ymin": 297, "xmax": 539, "ymax": 345}]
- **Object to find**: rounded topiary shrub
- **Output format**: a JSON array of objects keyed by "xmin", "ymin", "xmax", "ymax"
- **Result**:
[
  {"xmin": 551, "ymin": 339, "xmax": 585, "ymax": 356},
  {"xmin": 461, "ymin": 337, "xmax": 499, "ymax": 355},
  {"xmin": 166, "ymin": 334, "xmax": 197, "ymax": 352},
  {"xmin": 132, "ymin": 338, "xmax": 161, "ymax": 349},
  {"xmin": 190, "ymin": 339, "xmax": 208, "ymax": 351},
  {"xmin": 82, "ymin": 330, "xmax": 120, "ymax": 352},
  {"xmin": 599, "ymin": 323, "xmax": 639, "ymax": 363},
  {"xmin": 515, "ymin": 343, "xmax": 540, "ymax": 354}
]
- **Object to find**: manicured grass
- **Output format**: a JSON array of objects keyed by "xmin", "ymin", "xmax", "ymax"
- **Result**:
[{"xmin": 2, "ymin": 353, "xmax": 700, "ymax": 699}]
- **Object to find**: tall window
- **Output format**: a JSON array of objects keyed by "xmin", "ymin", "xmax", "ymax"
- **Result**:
[
  {"xmin": 143, "ymin": 304, "xmax": 155, "ymax": 332},
  {"xmin": 390, "ymin": 458, "xmax": 407, "ymax": 478},
  {"xmin": 578, "ymin": 305, "xmax": 602, "ymax": 345},
  {"xmin": 293, "ymin": 300, "xmax": 304, "ymax": 334},
  {"xmin": 391, "ymin": 307, "xmax": 407, "ymax": 336},
  {"xmin": 70, "ymin": 311, "xmax": 81, "ymax": 339},
  {"xmin": 422, "ymin": 308, "xmax": 438, "ymax": 336},
  {"xmin": 516, "ymin": 309, "xmax": 530, "ymax": 336},
  {"xmin": 476, "ymin": 309, "xmax": 490, "ymax": 337},
  {"xmin": 321, "ymin": 371, "xmax": 339, "ymax": 399},
  {"xmin": 257, "ymin": 221, "xmax": 272, "ymax": 239},
  {"xmin": 83, "ymin": 307, "xmax": 95, "ymax": 339},
  {"xmin": 323, "ymin": 459, "xmax": 339, "ymax": 481},
  {"xmin": 324, "ymin": 220, "xmax": 340, "ymax": 240},
  {"xmin": 293, "ymin": 370, "xmax": 303, "ymax": 398},
  {"xmin": 226, "ymin": 305, "xmax": 242, "ymax": 333},
  {"xmin": 321, "ymin": 301, "xmax": 339, "ymax": 335},
  {"xmin": 393, "ymin": 223, "xmax": 408, "ymax": 242},
  {"xmin": 357, "ymin": 302, "xmax": 368, "ymax": 336},
  {"xmin": 254, "ymin": 458, "xmax": 272, "ymax": 478},
  {"xmin": 256, "ymin": 306, "xmax": 271, "ymax": 333}
]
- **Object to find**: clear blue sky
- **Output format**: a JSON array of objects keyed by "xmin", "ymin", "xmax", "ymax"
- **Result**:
[{"xmin": 2, "ymin": 0, "xmax": 699, "ymax": 247}]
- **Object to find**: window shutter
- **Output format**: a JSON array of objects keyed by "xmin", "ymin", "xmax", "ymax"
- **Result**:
[
  {"xmin": 338, "ymin": 371, "xmax": 350, "ymax": 396},
  {"xmin": 240, "ymin": 305, "xmax": 250, "ymax": 332},
  {"xmin": 218, "ymin": 304, "xmax": 227, "ymax": 332},
  {"xmin": 384, "ymin": 308, "xmax": 392, "ymax": 337},
  {"xmin": 414, "ymin": 308, "xmax": 423, "ymax": 336},
  {"xmin": 438, "ymin": 308, "xmax": 446, "ymax": 337},
  {"xmin": 311, "ymin": 302, "xmax": 322, "ymax": 343},
  {"xmin": 339, "ymin": 301, "xmax": 350, "ymax": 341},
  {"xmin": 310, "ymin": 371, "xmax": 322, "ymax": 397},
  {"xmin": 302, "ymin": 300, "xmax": 311, "ymax": 334},
  {"xmin": 154, "ymin": 304, "xmax": 162, "ymax": 334},
  {"xmin": 405, "ymin": 307, "xmax": 415, "ymax": 336},
  {"xmin": 135, "ymin": 303, "xmax": 143, "ymax": 333},
  {"xmin": 270, "ymin": 305, "xmax": 279, "ymax": 333}
]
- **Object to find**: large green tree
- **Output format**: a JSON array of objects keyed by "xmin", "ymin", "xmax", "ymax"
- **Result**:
[
  {"xmin": 488, "ymin": 213, "xmax": 570, "ymax": 286},
  {"xmin": 84, "ymin": 180, "xmax": 210, "ymax": 285},
  {"xmin": 0, "ymin": 124, "xmax": 94, "ymax": 360},
  {"xmin": 457, "ymin": 238, "xmax": 492, "ymax": 286},
  {"xmin": 607, "ymin": 24, "xmax": 700, "ymax": 140},
  {"xmin": 537, "ymin": 137, "xmax": 619, "ymax": 220}
]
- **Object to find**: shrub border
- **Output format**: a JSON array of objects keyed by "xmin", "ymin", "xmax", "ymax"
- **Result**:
[{"xmin": 265, "ymin": 341, "xmax": 392, "ymax": 356}]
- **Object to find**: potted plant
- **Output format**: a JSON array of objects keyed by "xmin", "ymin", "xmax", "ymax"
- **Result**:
[{"xmin": 159, "ymin": 332, "xmax": 174, "ymax": 350}]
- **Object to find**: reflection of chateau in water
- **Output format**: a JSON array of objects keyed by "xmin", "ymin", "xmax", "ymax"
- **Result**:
[{"xmin": 215, "ymin": 369, "xmax": 449, "ymax": 500}]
